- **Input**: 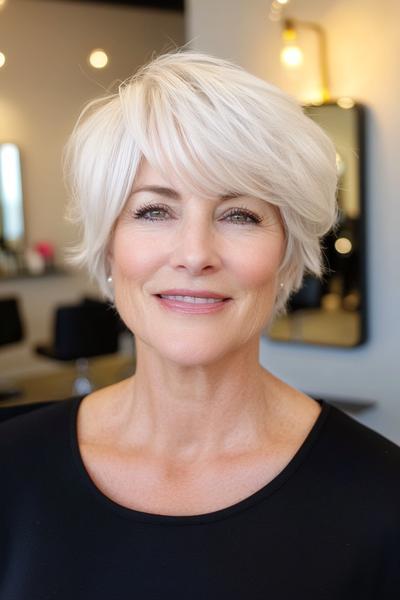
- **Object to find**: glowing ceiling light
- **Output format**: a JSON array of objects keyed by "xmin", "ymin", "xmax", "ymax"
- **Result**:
[
  {"xmin": 89, "ymin": 49, "xmax": 109, "ymax": 69},
  {"xmin": 280, "ymin": 45, "xmax": 304, "ymax": 68},
  {"xmin": 276, "ymin": 0, "xmax": 290, "ymax": 4},
  {"xmin": 0, "ymin": 52, "xmax": 5, "ymax": 68}
]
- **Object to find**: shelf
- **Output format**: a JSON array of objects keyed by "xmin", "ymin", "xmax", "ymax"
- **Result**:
[{"xmin": 0, "ymin": 267, "xmax": 68, "ymax": 281}]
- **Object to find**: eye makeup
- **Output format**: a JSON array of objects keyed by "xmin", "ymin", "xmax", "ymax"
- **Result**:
[{"xmin": 131, "ymin": 202, "xmax": 264, "ymax": 225}]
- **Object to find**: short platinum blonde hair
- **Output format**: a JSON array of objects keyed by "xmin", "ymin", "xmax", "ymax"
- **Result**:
[{"xmin": 63, "ymin": 49, "xmax": 338, "ymax": 319}]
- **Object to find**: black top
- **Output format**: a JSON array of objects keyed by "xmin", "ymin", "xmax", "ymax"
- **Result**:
[{"xmin": 0, "ymin": 396, "xmax": 399, "ymax": 599}]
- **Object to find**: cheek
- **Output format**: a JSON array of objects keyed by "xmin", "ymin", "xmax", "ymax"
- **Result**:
[
  {"xmin": 111, "ymin": 230, "xmax": 165, "ymax": 280},
  {"xmin": 234, "ymin": 238, "xmax": 284, "ymax": 339},
  {"xmin": 230, "ymin": 237, "xmax": 284, "ymax": 289},
  {"xmin": 110, "ymin": 230, "xmax": 165, "ymax": 333}
]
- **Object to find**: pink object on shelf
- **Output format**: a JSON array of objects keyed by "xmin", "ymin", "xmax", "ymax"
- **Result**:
[{"xmin": 34, "ymin": 242, "xmax": 54, "ymax": 261}]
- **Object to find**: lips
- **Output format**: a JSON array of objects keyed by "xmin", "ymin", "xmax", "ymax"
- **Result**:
[
  {"xmin": 155, "ymin": 289, "xmax": 230, "ymax": 300},
  {"xmin": 154, "ymin": 293, "xmax": 231, "ymax": 314}
]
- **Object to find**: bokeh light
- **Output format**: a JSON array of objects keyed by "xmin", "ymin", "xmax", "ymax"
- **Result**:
[
  {"xmin": 89, "ymin": 49, "xmax": 109, "ymax": 69},
  {"xmin": 335, "ymin": 237, "xmax": 353, "ymax": 255}
]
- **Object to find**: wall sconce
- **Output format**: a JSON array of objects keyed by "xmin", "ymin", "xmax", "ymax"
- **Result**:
[
  {"xmin": 281, "ymin": 18, "xmax": 331, "ymax": 103},
  {"xmin": 280, "ymin": 19, "xmax": 303, "ymax": 68}
]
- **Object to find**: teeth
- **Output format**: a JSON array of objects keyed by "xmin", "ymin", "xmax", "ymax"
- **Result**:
[{"xmin": 160, "ymin": 295, "xmax": 224, "ymax": 304}]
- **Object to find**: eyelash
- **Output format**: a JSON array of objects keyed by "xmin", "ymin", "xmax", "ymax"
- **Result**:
[{"xmin": 132, "ymin": 202, "xmax": 263, "ymax": 225}]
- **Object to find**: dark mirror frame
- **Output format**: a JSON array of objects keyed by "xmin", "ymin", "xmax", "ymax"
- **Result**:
[{"xmin": 265, "ymin": 101, "xmax": 367, "ymax": 348}]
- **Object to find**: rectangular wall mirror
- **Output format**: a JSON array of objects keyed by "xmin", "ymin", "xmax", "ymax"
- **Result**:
[
  {"xmin": 0, "ymin": 143, "xmax": 24, "ymax": 251},
  {"xmin": 266, "ymin": 102, "xmax": 366, "ymax": 347}
]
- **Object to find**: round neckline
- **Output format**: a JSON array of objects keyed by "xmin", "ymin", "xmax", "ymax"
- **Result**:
[{"xmin": 69, "ymin": 394, "xmax": 331, "ymax": 526}]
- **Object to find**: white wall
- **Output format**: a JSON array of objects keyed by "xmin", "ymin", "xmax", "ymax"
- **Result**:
[
  {"xmin": 0, "ymin": 0, "xmax": 184, "ymax": 255},
  {"xmin": 187, "ymin": 0, "xmax": 400, "ymax": 442},
  {"xmin": 0, "ymin": 0, "xmax": 184, "ymax": 376}
]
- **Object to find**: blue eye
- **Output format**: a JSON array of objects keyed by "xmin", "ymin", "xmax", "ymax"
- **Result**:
[
  {"xmin": 132, "ymin": 203, "xmax": 263, "ymax": 225},
  {"xmin": 133, "ymin": 203, "xmax": 170, "ymax": 221},
  {"xmin": 224, "ymin": 208, "xmax": 262, "ymax": 225}
]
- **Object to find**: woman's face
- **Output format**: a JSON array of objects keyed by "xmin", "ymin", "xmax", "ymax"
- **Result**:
[{"xmin": 109, "ymin": 159, "xmax": 286, "ymax": 365}]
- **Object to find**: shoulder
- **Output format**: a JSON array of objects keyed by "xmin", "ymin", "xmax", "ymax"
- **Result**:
[
  {"xmin": 317, "ymin": 402, "xmax": 400, "ymax": 500},
  {"xmin": 311, "ymin": 403, "xmax": 400, "ymax": 546},
  {"xmin": 322, "ymin": 402, "xmax": 400, "ymax": 463},
  {"xmin": 0, "ymin": 397, "xmax": 76, "ymax": 435},
  {"xmin": 0, "ymin": 398, "xmax": 82, "ymax": 522},
  {"xmin": 0, "ymin": 397, "xmax": 79, "ymax": 470}
]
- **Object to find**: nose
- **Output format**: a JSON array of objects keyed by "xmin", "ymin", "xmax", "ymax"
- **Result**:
[{"xmin": 170, "ymin": 215, "xmax": 222, "ymax": 275}]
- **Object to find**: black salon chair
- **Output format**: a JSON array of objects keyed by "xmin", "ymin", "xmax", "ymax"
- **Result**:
[
  {"xmin": 34, "ymin": 298, "xmax": 121, "ymax": 395},
  {"xmin": 0, "ymin": 297, "xmax": 25, "ymax": 400}
]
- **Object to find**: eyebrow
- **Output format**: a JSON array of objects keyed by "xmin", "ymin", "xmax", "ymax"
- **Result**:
[
  {"xmin": 131, "ymin": 185, "xmax": 180, "ymax": 199},
  {"xmin": 130, "ymin": 185, "xmax": 241, "ymax": 201}
]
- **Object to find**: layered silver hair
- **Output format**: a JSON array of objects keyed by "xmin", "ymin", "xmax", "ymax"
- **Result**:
[{"xmin": 63, "ymin": 49, "xmax": 338, "ymax": 319}]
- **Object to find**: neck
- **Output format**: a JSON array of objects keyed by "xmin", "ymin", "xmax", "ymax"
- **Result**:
[{"xmin": 116, "ymin": 338, "xmax": 280, "ymax": 465}]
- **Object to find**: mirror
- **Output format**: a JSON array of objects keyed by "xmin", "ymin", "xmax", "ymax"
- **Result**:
[
  {"xmin": 267, "ymin": 102, "xmax": 366, "ymax": 347},
  {"xmin": 0, "ymin": 143, "xmax": 24, "ymax": 251}
]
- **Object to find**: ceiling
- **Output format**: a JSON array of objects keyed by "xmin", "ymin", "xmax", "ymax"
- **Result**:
[{"xmin": 46, "ymin": 0, "xmax": 184, "ymax": 11}]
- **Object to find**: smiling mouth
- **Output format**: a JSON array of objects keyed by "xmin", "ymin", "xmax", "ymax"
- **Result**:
[{"xmin": 156, "ymin": 294, "xmax": 229, "ymax": 304}]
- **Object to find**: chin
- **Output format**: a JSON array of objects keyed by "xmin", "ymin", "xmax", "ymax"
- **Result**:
[{"xmin": 153, "ymin": 337, "xmax": 234, "ymax": 368}]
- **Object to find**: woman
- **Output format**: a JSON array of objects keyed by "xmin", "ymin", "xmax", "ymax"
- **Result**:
[{"xmin": 0, "ymin": 50, "xmax": 399, "ymax": 599}]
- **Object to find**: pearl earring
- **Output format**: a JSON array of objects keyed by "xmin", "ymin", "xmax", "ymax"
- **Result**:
[
  {"xmin": 280, "ymin": 282, "xmax": 284, "ymax": 288},
  {"xmin": 107, "ymin": 276, "xmax": 113, "ymax": 283}
]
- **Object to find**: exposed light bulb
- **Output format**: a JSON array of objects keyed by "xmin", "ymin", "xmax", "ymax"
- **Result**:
[
  {"xmin": 0, "ymin": 52, "xmax": 5, "ymax": 68},
  {"xmin": 89, "ymin": 49, "xmax": 108, "ymax": 69},
  {"xmin": 280, "ymin": 45, "xmax": 303, "ymax": 68}
]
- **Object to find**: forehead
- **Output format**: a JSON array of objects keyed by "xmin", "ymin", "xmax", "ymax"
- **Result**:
[
  {"xmin": 132, "ymin": 158, "xmax": 232, "ymax": 201},
  {"xmin": 134, "ymin": 158, "xmax": 178, "ymax": 192}
]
